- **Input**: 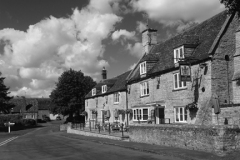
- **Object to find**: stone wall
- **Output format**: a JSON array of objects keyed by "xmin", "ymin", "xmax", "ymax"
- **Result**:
[
  {"xmin": 212, "ymin": 106, "xmax": 240, "ymax": 126},
  {"xmin": 85, "ymin": 91, "xmax": 128, "ymax": 125},
  {"xmin": 129, "ymin": 124, "xmax": 240, "ymax": 156},
  {"xmin": 127, "ymin": 61, "xmax": 213, "ymax": 125}
]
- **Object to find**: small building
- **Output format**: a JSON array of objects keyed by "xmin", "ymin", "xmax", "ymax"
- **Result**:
[{"xmin": 11, "ymin": 97, "xmax": 53, "ymax": 120}]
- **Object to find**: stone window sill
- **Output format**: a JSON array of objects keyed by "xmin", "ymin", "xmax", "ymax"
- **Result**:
[{"xmin": 172, "ymin": 87, "xmax": 187, "ymax": 92}]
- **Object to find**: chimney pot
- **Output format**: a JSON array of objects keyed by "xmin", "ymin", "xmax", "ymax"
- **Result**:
[{"xmin": 102, "ymin": 67, "xmax": 107, "ymax": 80}]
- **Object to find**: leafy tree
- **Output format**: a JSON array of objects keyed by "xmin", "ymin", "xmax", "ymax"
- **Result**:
[
  {"xmin": 0, "ymin": 72, "xmax": 14, "ymax": 114},
  {"xmin": 220, "ymin": 0, "xmax": 240, "ymax": 17},
  {"xmin": 50, "ymin": 69, "xmax": 96, "ymax": 118}
]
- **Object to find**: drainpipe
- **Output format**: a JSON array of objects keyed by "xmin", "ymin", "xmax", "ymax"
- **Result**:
[{"xmin": 126, "ymin": 86, "xmax": 129, "ymax": 126}]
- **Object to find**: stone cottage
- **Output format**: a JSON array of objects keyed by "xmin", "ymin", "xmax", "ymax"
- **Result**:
[
  {"xmin": 126, "ymin": 11, "xmax": 240, "ymax": 126},
  {"xmin": 11, "ymin": 97, "xmax": 52, "ymax": 120},
  {"xmin": 85, "ymin": 68, "xmax": 131, "ymax": 126}
]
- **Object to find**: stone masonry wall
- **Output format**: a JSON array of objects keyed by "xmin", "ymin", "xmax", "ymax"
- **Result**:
[
  {"xmin": 85, "ymin": 91, "xmax": 128, "ymax": 126},
  {"xmin": 212, "ymin": 106, "xmax": 240, "ymax": 126},
  {"xmin": 212, "ymin": 15, "xmax": 240, "ymax": 104},
  {"xmin": 129, "ymin": 124, "xmax": 240, "ymax": 156},
  {"xmin": 128, "ymin": 60, "xmax": 213, "ymax": 125}
]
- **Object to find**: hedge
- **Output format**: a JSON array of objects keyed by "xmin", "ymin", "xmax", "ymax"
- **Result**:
[
  {"xmin": 0, "ymin": 114, "xmax": 36, "ymax": 127},
  {"xmin": 0, "ymin": 114, "xmax": 23, "ymax": 126}
]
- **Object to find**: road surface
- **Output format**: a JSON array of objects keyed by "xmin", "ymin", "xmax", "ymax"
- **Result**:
[{"xmin": 0, "ymin": 122, "xmax": 184, "ymax": 160}]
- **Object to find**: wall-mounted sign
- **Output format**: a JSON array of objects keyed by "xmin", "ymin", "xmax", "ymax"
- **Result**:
[{"xmin": 179, "ymin": 61, "xmax": 191, "ymax": 82}]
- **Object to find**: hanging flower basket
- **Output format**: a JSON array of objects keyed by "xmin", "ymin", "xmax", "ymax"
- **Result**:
[
  {"xmin": 118, "ymin": 109, "xmax": 125, "ymax": 115},
  {"xmin": 125, "ymin": 109, "xmax": 133, "ymax": 114},
  {"xmin": 92, "ymin": 109, "xmax": 97, "ymax": 114},
  {"xmin": 186, "ymin": 102, "xmax": 198, "ymax": 111}
]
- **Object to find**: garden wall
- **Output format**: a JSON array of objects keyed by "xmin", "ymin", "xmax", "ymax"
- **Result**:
[
  {"xmin": 129, "ymin": 124, "xmax": 240, "ymax": 156},
  {"xmin": 212, "ymin": 106, "xmax": 240, "ymax": 126}
]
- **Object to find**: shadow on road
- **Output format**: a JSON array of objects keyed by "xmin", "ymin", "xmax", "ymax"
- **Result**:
[{"xmin": 0, "ymin": 124, "xmax": 45, "ymax": 133}]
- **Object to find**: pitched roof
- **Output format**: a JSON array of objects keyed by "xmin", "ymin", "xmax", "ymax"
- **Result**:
[
  {"xmin": 37, "ymin": 98, "xmax": 51, "ymax": 110},
  {"xmin": 85, "ymin": 70, "xmax": 131, "ymax": 99},
  {"xmin": 128, "ymin": 11, "xmax": 229, "ymax": 83},
  {"xmin": 10, "ymin": 98, "xmax": 51, "ymax": 112}
]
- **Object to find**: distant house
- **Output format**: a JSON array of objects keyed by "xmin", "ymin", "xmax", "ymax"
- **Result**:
[
  {"xmin": 11, "ymin": 97, "xmax": 38, "ymax": 119},
  {"xmin": 11, "ymin": 97, "xmax": 53, "ymax": 120},
  {"xmin": 85, "ymin": 68, "xmax": 131, "ymax": 126}
]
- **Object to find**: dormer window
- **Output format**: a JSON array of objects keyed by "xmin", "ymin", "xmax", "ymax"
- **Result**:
[
  {"xmin": 140, "ymin": 61, "xmax": 146, "ymax": 75},
  {"xmin": 102, "ymin": 85, "xmax": 107, "ymax": 93},
  {"xmin": 92, "ymin": 88, "xmax": 96, "ymax": 96},
  {"xmin": 174, "ymin": 46, "xmax": 184, "ymax": 63}
]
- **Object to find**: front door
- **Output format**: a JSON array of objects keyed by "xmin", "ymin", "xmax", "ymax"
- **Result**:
[{"xmin": 156, "ymin": 108, "xmax": 165, "ymax": 124}]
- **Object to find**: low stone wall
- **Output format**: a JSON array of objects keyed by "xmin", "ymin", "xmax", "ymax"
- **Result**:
[
  {"xmin": 67, "ymin": 127, "xmax": 123, "ymax": 141},
  {"xmin": 60, "ymin": 123, "xmax": 71, "ymax": 131},
  {"xmin": 212, "ymin": 107, "xmax": 240, "ymax": 126},
  {"xmin": 129, "ymin": 124, "xmax": 240, "ymax": 156}
]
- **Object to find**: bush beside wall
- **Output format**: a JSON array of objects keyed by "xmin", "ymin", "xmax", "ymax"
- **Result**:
[
  {"xmin": 129, "ymin": 124, "xmax": 240, "ymax": 156},
  {"xmin": 0, "ymin": 114, "xmax": 23, "ymax": 126}
]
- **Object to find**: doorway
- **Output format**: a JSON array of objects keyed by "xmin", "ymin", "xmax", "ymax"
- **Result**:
[{"xmin": 155, "ymin": 108, "xmax": 165, "ymax": 124}]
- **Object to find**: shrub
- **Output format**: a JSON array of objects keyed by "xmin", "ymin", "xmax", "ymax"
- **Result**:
[
  {"xmin": 0, "ymin": 114, "xmax": 23, "ymax": 127},
  {"xmin": 21, "ymin": 119, "xmax": 36, "ymax": 126}
]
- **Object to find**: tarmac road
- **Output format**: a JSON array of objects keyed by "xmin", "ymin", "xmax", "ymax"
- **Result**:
[
  {"xmin": 0, "ymin": 121, "xmax": 238, "ymax": 160},
  {"xmin": 0, "ymin": 122, "xmax": 183, "ymax": 160}
]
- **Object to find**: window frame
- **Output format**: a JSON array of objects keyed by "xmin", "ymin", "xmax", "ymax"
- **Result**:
[
  {"xmin": 140, "ymin": 81, "xmax": 149, "ymax": 97},
  {"xmin": 140, "ymin": 61, "xmax": 147, "ymax": 75},
  {"xmin": 102, "ymin": 85, "xmax": 107, "ymax": 93},
  {"xmin": 113, "ymin": 92, "xmax": 120, "ymax": 104},
  {"xmin": 173, "ymin": 72, "xmax": 187, "ymax": 90},
  {"xmin": 133, "ymin": 108, "xmax": 149, "ymax": 121},
  {"xmin": 174, "ymin": 46, "xmax": 184, "ymax": 64},
  {"xmin": 174, "ymin": 107, "xmax": 187, "ymax": 123},
  {"xmin": 92, "ymin": 88, "xmax": 96, "ymax": 96}
]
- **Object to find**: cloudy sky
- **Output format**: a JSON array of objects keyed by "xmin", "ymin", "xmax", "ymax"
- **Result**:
[{"xmin": 0, "ymin": 0, "xmax": 225, "ymax": 98}]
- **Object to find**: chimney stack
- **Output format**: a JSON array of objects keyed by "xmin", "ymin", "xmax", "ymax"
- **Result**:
[
  {"xmin": 102, "ymin": 67, "xmax": 107, "ymax": 80},
  {"xmin": 142, "ymin": 28, "xmax": 157, "ymax": 54}
]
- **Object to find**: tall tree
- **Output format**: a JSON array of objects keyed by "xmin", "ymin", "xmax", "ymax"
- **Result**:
[
  {"xmin": 0, "ymin": 72, "xmax": 14, "ymax": 114},
  {"xmin": 50, "ymin": 69, "xmax": 96, "ymax": 118},
  {"xmin": 220, "ymin": 0, "xmax": 240, "ymax": 17}
]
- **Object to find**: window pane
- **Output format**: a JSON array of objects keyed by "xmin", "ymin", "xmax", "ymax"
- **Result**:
[
  {"xmin": 179, "ymin": 74, "xmax": 182, "ymax": 88},
  {"xmin": 176, "ymin": 50, "xmax": 179, "ymax": 61},
  {"xmin": 139, "ymin": 109, "xmax": 142, "ymax": 119},
  {"xmin": 134, "ymin": 110, "xmax": 136, "ymax": 120},
  {"xmin": 175, "ymin": 108, "xmax": 179, "ymax": 121},
  {"xmin": 174, "ymin": 74, "xmax": 178, "ymax": 88},
  {"xmin": 147, "ymin": 82, "xmax": 149, "ymax": 94},
  {"xmin": 143, "ymin": 115, "xmax": 148, "ymax": 120},
  {"xmin": 180, "ymin": 48, "xmax": 183, "ymax": 58},
  {"xmin": 143, "ymin": 109, "xmax": 148, "ymax": 114},
  {"xmin": 184, "ymin": 108, "xmax": 187, "ymax": 121},
  {"xmin": 180, "ymin": 108, "xmax": 183, "ymax": 121}
]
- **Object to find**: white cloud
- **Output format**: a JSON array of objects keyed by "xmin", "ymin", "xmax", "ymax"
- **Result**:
[
  {"xmin": 126, "ymin": 42, "xmax": 143, "ymax": 58},
  {"xmin": 128, "ymin": 63, "xmax": 136, "ymax": 70},
  {"xmin": 131, "ymin": 0, "xmax": 225, "ymax": 26},
  {"xmin": 0, "ymin": 1, "xmax": 122, "ymax": 97},
  {"xmin": 112, "ymin": 29, "xmax": 136, "ymax": 41},
  {"xmin": 136, "ymin": 21, "xmax": 147, "ymax": 33}
]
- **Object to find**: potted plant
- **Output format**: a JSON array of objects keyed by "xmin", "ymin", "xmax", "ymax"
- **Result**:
[
  {"xmin": 92, "ymin": 109, "xmax": 97, "ymax": 114},
  {"xmin": 125, "ymin": 109, "xmax": 133, "ymax": 114},
  {"xmin": 186, "ymin": 102, "xmax": 198, "ymax": 112},
  {"xmin": 118, "ymin": 109, "xmax": 125, "ymax": 115}
]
